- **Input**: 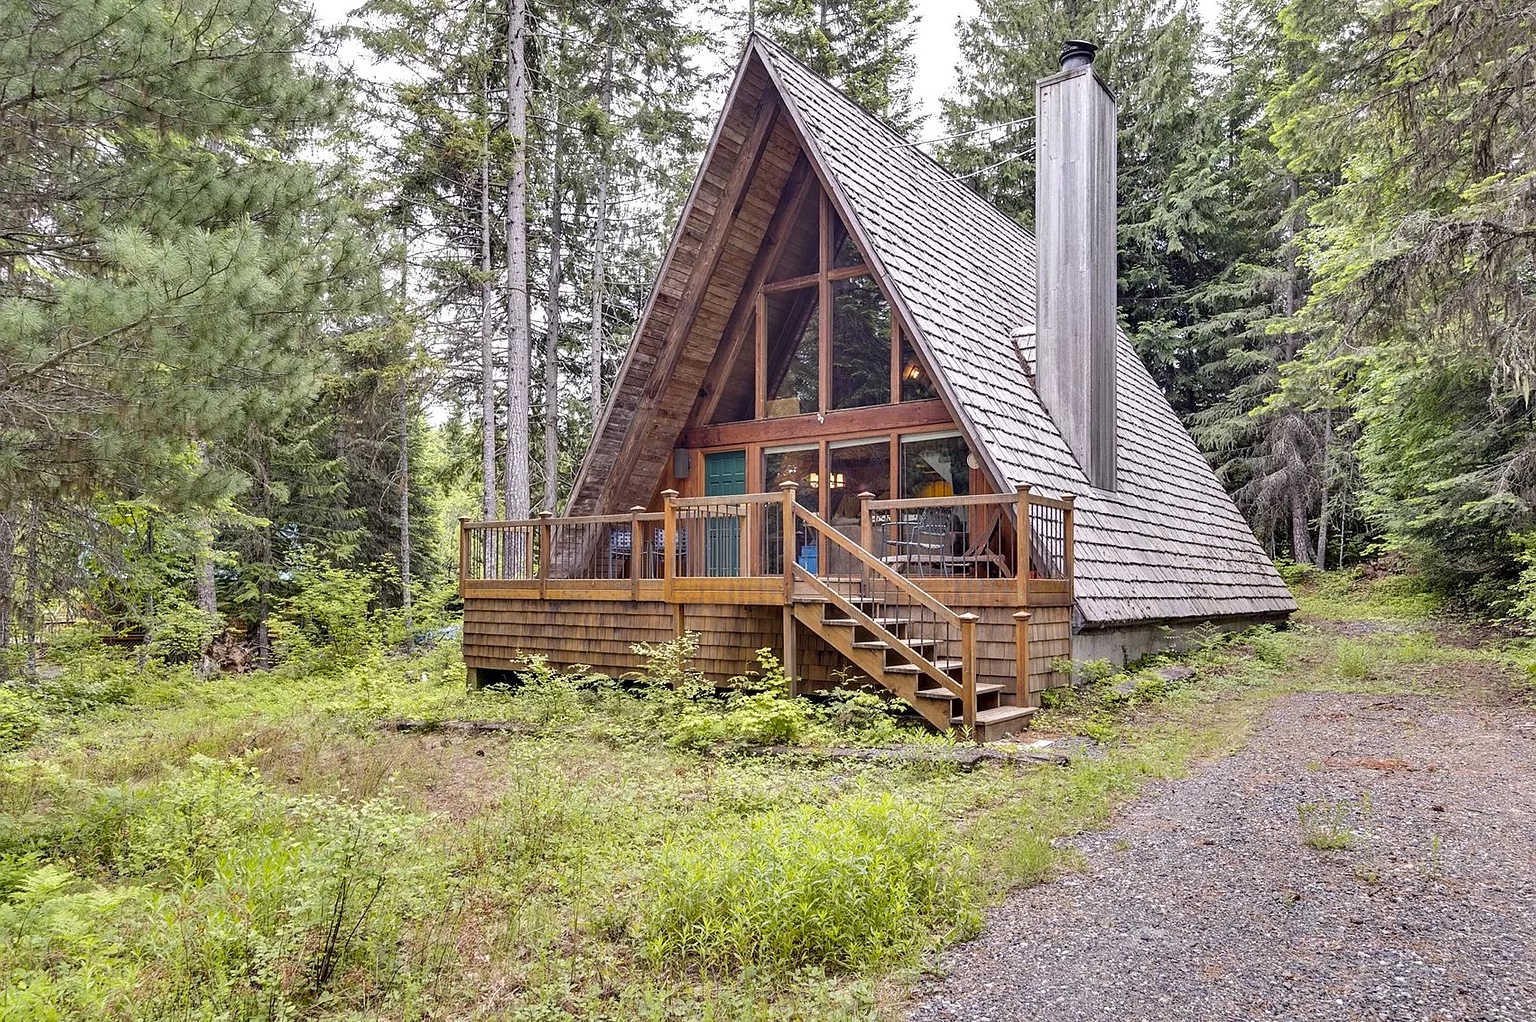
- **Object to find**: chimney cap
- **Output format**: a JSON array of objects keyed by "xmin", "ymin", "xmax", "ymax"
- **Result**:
[{"xmin": 1059, "ymin": 39, "xmax": 1098, "ymax": 70}]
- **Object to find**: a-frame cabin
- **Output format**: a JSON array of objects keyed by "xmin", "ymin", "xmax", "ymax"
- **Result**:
[{"xmin": 458, "ymin": 37, "xmax": 1295, "ymax": 740}]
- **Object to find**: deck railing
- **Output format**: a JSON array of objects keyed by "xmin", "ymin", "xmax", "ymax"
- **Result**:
[{"xmin": 460, "ymin": 485, "xmax": 1074, "ymax": 608}]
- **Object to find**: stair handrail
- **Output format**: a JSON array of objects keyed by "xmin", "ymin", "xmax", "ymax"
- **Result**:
[
  {"xmin": 792, "ymin": 565, "xmax": 965, "ymax": 700},
  {"xmin": 790, "ymin": 505, "xmax": 975, "ymax": 722},
  {"xmin": 791, "ymin": 504, "xmax": 965, "ymax": 626}
]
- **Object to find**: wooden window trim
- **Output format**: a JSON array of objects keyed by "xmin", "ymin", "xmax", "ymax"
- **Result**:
[{"xmin": 679, "ymin": 398, "xmax": 952, "ymax": 450}]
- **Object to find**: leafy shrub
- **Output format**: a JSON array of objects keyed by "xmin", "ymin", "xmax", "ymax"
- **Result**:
[
  {"xmin": 818, "ymin": 688, "xmax": 909, "ymax": 745},
  {"xmin": 1249, "ymin": 625, "xmax": 1290, "ymax": 666},
  {"xmin": 630, "ymin": 631, "xmax": 710, "ymax": 696},
  {"xmin": 644, "ymin": 791, "xmax": 980, "ymax": 970},
  {"xmin": 1336, "ymin": 640, "xmax": 1376, "ymax": 680},
  {"xmin": 6, "ymin": 753, "xmax": 445, "ymax": 1019},
  {"xmin": 270, "ymin": 551, "xmax": 382, "ymax": 671},
  {"xmin": 0, "ymin": 860, "xmax": 148, "ymax": 1019},
  {"xmin": 0, "ymin": 688, "xmax": 45, "ymax": 753},
  {"xmin": 34, "ymin": 652, "xmax": 139, "ymax": 711},
  {"xmin": 144, "ymin": 594, "xmax": 220, "ymax": 665}
]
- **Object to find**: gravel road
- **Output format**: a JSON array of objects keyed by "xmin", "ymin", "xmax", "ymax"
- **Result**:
[{"xmin": 909, "ymin": 667, "xmax": 1536, "ymax": 1021}]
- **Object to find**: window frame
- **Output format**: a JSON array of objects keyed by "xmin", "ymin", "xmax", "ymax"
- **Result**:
[{"xmin": 753, "ymin": 188, "xmax": 919, "ymax": 420}]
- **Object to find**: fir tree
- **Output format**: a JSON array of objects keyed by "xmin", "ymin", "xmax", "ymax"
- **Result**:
[
  {"xmin": 756, "ymin": 0, "xmax": 920, "ymax": 131},
  {"xmin": 939, "ymin": 0, "xmax": 1214, "ymax": 397}
]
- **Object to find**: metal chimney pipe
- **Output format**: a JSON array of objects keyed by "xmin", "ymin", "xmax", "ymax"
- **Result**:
[{"xmin": 1059, "ymin": 39, "xmax": 1097, "ymax": 70}]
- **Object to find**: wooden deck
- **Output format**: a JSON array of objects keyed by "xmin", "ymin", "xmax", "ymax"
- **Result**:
[{"xmin": 461, "ymin": 487, "xmax": 1075, "ymax": 738}]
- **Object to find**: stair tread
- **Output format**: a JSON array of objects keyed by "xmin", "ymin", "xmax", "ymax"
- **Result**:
[
  {"xmin": 824, "ymin": 616, "xmax": 902, "ymax": 628},
  {"xmin": 852, "ymin": 638, "xmax": 936, "ymax": 650},
  {"xmin": 887, "ymin": 658, "xmax": 963, "ymax": 674},
  {"xmin": 950, "ymin": 706, "xmax": 1039, "ymax": 726},
  {"xmin": 915, "ymin": 682, "xmax": 1005, "ymax": 700}
]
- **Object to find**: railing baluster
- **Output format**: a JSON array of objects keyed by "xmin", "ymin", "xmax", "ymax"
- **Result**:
[{"xmin": 780, "ymin": 481, "xmax": 798, "ymax": 602}]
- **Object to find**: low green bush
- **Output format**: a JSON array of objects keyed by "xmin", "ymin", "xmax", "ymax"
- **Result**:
[
  {"xmin": 0, "ymin": 687, "xmax": 45, "ymax": 754},
  {"xmin": 270, "ymin": 551, "xmax": 384, "ymax": 672},
  {"xmin": 644, "ymin": 791, "xmax": 980, "ymax": 971},
  {"xmin": 0, "ymin": 753, "xmax": 448, "ymax": 1020},
  {"xmin": 1336, "ymin": 640, "xmax": 1376, "ymax": 680},
  {"xmin": 144, "ymin": 594, "xmax": 220, "ymax": 665}
]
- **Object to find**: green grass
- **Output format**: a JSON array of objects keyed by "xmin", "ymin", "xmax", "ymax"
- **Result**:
[
  {"xmin": 1298, "ymin": 794, "xmax": 1371, "ymax": 851},
  {"xmin": 1290, "ymin": 568, "xmax": 1443, "ymax": 623},
  {"xmin": 0, "ymin": 578, "xmax": 1516, "ymax": 1021}
]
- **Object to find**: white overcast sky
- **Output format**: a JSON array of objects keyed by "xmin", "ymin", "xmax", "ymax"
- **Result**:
[{"xmin": 309, "ymin": 0, "xmax": 1223, "ymax": 134}]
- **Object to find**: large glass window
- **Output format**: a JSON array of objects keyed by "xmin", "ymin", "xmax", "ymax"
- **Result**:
[
  {"xmin": 833, "ymin": 230, "xmax": 863, "ymax": 268},
  {"xmin": 831, "ymin": 276, "xmax": 892, "ymax": 410},
  {"xmin": 900, "ymin": 432, "xmax": 971, "ymax": 499},
  {"xmin": 828, "ymin": 439, "xmax": 891, "ymax": 525},
  {"xmin": 763, "ymin": 445, "xmax": 820, "ymax": 514},
  {"xmin": 708, "ymin": 311, "xmax": 757, "ymax": 424},
  {"xmin": 764, "ymin": 289, "xmax": 819, "ymax": 417}
]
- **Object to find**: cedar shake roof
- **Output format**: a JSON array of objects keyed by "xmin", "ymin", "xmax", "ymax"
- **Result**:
[{"xmin": 568, "ymin": 37, "xmax": 1297, "ymax": 629}]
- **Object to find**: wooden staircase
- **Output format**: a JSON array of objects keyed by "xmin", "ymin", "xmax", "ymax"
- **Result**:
[
  {"xmin": 791, "ymin": 597, "xmax": 1034, "ymax": 739},
  {"xmin": 787, "ymin": 503, "xmax": 1036, "ymax": 742}
]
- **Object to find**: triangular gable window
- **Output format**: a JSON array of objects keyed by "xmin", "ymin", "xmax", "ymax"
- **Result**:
[{"xmin": 705, "ymin": 176, "xmax": 938, "ymax": 424}]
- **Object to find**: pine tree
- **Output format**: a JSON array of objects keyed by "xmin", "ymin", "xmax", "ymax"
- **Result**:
[
  {"xmin": 1186, "ymin": 0, "xmax": 1338, "ymax": 565},
  {"xmin": 1270, "ymin": 0, "xmax": 1536, "ymax": 602},
  {"xmin": 756, "ymin": 0, "xmax": 920, "ymax": 130},
  {"xmin": 0, "ymin": 0, "xmax": 361, "ymax": 507},
  {"xmin": 939, "ymin": 0, "xmax": 1213, "ymax": 396}
]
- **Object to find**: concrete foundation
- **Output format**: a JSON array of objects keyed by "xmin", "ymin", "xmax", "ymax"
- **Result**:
[{"xmin": 1073, "ymin": 615, "xmax": 1289, "ymax": 668}]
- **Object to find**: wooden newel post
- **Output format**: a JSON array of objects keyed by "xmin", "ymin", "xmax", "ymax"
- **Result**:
[
  {"xmin": 1013, "ymin": 610, "xmax": 1032, "ymax": 708},
  {"xmin": 629, "ymin": 505, "xmax": 646, "ymax": 600},
  {"xmin": 959, "ymin": 612, "xmax": 980, "ymax": 735},
  {"xmin": 1062, "ymin": 493, "xmax": 1076, "ymax": 593},
  {"xmin": 537, "ymin": 511, "xmax": 553, "ymax": 599},
  {"xmin": 779, "ymin": 481, "xmax": 799, "ymax": 602},
  {"xmin": 661, "ymin": 489, "xmax": 679, "ymax": 603},
  {"xmin": 457, "ymin": 516, "xmax": 471, "ymax": 596},
  {"xmin": 778, "ymin": 481, "xmax": 803, "ymax": 681},
  {"xmin": 1015, "ymin": 484, "xmax": 1032, "ymax": 607},
  {"xmin": 857, "ymin": 491, "xmax": 876, "ymax": 555}
]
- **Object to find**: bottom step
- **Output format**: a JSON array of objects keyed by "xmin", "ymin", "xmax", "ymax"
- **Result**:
[{"xmin": 950, "ymin": 705, "xmax": 1038, "ymax": 741}]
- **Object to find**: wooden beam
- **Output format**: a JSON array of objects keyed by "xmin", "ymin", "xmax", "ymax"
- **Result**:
[
  {"xmin": 818, "ymin": 191, "xmax": 832, "ymax": 414},
  {"xmin": 754, "ymin": 292, "xmax": 766, "ymax": 420},
  {"xmin": 679, "ymin": 398, "xmax": 953, "ymax": 450},
  {"xmin": 604, "ymin": 97, "xmax": 783, "ymax": 512},
  {"xmin": 693, "ymin": 156, "xmax": 817, "ymax": 428},
  {"xmin": 762, "ymin": 271, "xmax": 820, "ymax": 293}
]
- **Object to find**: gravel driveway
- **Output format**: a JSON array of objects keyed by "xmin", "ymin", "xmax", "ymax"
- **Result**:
[{"xmin": 910, "ymin": 674, "xmax": 1536, "ymax": 1021}]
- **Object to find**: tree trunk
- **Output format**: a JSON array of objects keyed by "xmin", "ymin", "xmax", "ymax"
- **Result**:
[
  {"xmin": 399, "ymin": 373, "xmax": 414, "ymax": 652},
  {"xmin": 1314, "ymin": 406, "xmax": 1332, "ymax": 569},
  {"xmin": 254, "ymin": 453, "xmax": 273, "ymax": 669},
  {"xmin": 480, "ymin": 98, "xmax": 499, "ymax": 521},
  {"xmin": 23, "ymin": 502, "xmax": 39, "ymax": 680},
  {"xmin": 589, "ymin": 44, "xmax": 613, "ymax": 432},
  {"xmin": 193, "ymin": 444, "xmax": 219, "ymax": 677},
  {"xmin": 0, "ymin": 509, "xmax": 15, "ymax": 684},
  {"xmin": 399, "ymin": 241, "xmax": 415, "ymax": 653},
  {"xmin": 1290, "ymin": 490, "xmax": 1314, "ymax": 566},
  {"xmin": 543, "ymin": 87, "xmax": 564, "ymax": 514},
  {"xmin": 504, "ymin": 0, "xmax": 532, "ymax": 521}
]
